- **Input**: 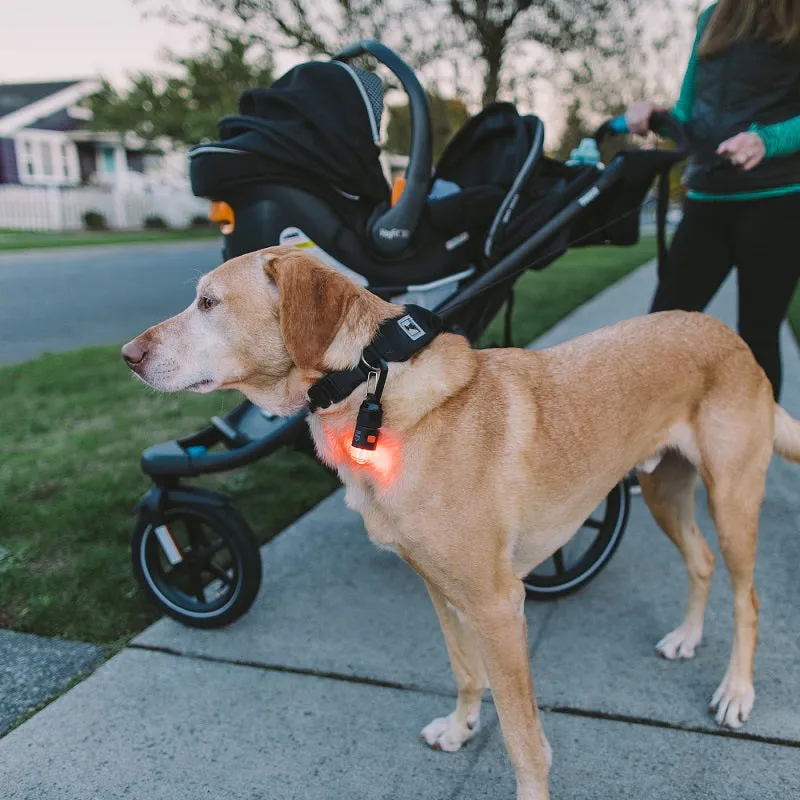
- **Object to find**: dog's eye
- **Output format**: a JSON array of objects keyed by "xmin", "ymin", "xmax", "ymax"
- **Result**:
[{"xmin": 198, "ymin": 296, "xmax": 217, "ymax": 311}]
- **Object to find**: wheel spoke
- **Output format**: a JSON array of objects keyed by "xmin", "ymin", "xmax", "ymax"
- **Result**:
[
  {"xmin": 582, "ymin": 517, "xmax": 603, "ymax": 530},
  {"xmin": 206, "ymin": 563, "xmax": 233, "ymax": 587},
  {"xmin": 186, "ymin": 518, "xmax": 210, "ymax": 551},
  {"xmin": 552, "ymin": 548, "xmax": 566, "ymax": 575},
  {"xmin": 204, "ymin": 539, "xmax": 226, "ymax": 560},
  {"xmin": 195, "ymin": 539, "xmax": 228, "ymax": 570},
  {"xmin": 187, "ymin": 565, "xmax": 206, "ymax": 603}
]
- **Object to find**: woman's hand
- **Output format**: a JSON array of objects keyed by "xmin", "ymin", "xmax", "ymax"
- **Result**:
[
  {"xmin": 717, "ymin": 132, "xmax": 766, "ymax": 170},
  {"xmin": 625, "ymin": 100, "xmax": 670, "ymax": 135}
]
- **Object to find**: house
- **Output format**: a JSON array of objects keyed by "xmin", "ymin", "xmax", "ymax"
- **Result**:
[{"xmin": 0, "ymin": 79, "xmax": 153, "ymax": 188}]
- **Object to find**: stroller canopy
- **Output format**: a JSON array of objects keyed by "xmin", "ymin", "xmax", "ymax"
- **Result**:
[
  {"xmin": 191, "ymin": 61, "xmax": 390, "ymax": 210},
  {"xmin": 435, "ymin": 103, "xmax": 541, "ymax": 192}
]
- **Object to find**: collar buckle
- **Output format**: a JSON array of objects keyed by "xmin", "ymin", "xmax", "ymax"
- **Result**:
[{"xmin": 306, "ymin": 304, "xmax": 442, "ymax": 414}]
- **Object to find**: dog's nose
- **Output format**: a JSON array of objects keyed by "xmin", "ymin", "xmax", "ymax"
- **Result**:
[{"xmin": 122, "ymin": 339, "xmax": 148, "ymax": 366}]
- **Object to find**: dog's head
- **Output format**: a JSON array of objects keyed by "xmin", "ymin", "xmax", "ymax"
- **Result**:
[{"xmin": 122, "ymin": 246, "xmax": 397, "ymax": 414}]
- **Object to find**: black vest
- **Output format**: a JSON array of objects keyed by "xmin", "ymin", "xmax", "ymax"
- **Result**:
[{"xmin": 686, "ymin": 39, "xmax": 800, "ymax": 193}]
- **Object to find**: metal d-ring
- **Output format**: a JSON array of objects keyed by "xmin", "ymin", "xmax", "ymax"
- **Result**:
[
  {"xmin": 366, "ymin": 369, "xmax": 381, "ymax": 397},
  {"xmin": 361, "ymin": 351, "xmax": 388, "ymax": 400}
]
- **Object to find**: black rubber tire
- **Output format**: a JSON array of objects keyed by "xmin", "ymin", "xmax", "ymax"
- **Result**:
[
  {"xmin": 131, "ymin": 502, "xmax": 262, "ymax": 628},
  {"xmin": 523, "ymin": 480, "xmax": 631, "ymax": 600}
]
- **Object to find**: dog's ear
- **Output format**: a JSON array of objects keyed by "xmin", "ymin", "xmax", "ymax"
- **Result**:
[{"xmin": 262, "ymin": 248, "xmax": 363, "ymax": 370}]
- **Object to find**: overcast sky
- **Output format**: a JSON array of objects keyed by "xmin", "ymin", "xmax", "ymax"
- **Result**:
[{"xmin": 0, "ymin": 0, "xmax": 199, "ymax": 84}]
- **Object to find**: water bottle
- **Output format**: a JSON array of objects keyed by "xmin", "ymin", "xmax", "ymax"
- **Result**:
[{"xmin": 566, "ymin": 137, "xmax": 602, "ymax": 167}]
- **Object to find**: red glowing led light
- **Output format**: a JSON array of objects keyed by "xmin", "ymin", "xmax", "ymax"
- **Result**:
[
  {"xmin": 349, "ymin": 439, "xmax": 398, "ymax": 483},
  {"xmin": 321, "ymin": 423, "xmax": 401, "ymax": 487},
  {"xmin": 351, "ymin": 446, "xmax": 374, "ymax": 465}
]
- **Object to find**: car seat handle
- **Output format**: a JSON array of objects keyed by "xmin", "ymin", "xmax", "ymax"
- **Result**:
[{"xmin": 333, "ymin": 40, "xmax": 433, "ymax": 257}]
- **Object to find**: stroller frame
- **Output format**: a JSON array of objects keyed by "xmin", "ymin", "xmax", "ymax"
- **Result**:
[{"xmin": 132, "ymin": 41, "xmax": 686, "ymax": 628}]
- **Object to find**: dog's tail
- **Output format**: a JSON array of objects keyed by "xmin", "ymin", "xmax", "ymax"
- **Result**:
[{"xmin": 774, "ymin": 405, "xmax": 800, "ymax": 463}]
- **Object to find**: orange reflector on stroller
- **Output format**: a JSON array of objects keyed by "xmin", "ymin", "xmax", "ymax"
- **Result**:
[
  {"xmin": 391, "ymin": 177, "xmax": 406, "ymax": 207},
  {"xmin": 209, "ymin": 201, "xmax": 235, "ymax": 234}
]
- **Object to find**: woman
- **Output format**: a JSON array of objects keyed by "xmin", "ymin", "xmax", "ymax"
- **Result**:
[{"xmin": 626, "ymin": 0, "xmax": 800, "ymax": 399}]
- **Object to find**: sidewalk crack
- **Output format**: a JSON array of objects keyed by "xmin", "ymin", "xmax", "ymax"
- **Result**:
[
  {"xmin": 128, "ymin": 642, "xmax": 456, "ymax": 698},
  {"xmin": 130, "ymin": 643, "xmax": 800, "ymax": 751},
  {"xmin": 539, "ymin": 704, "xmax": 800, "ymax": 750}
]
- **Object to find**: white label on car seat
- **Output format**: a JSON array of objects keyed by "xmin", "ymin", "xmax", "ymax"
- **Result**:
[
  {"xmin": 278, "ymin": 227, "xmax": 368, "ymax": 286},
  {"xmin": 378, "ymin": 228, "xmax": 410, "ymax": 240},
  {"xmin": 577, "ymin": 186, "xmax": 601, "ymax": 207},
  {"xmin": 445, "ymin": 231, "xmax": 469, "ymax": 251},
  {"xmin": 397, "ymin": 314, "xmax": 425, "ymax": 340}
]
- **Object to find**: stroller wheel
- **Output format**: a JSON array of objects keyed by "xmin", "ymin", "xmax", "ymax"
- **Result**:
[
  {"xmin": 523, "ymin": 480, "xmax": 630, "ymax": 600},
  {"xmin": 131, "ymin": 502, "xmax": 262, "ymax": 628}
]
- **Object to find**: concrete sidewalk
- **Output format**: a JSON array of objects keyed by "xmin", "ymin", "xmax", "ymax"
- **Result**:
[{"xmin": 2, "ymin": 261, "xmax": 799, "ymax": 799}]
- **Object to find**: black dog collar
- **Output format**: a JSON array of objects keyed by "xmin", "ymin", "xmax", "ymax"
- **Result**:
[{"xmin": 307, "ymin": 304, "xmax": 442, "ymax": 413}]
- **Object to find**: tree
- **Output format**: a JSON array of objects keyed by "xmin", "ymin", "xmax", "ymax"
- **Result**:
[
  {"xmin": 385, "ymin": 93, "xmax": 470, "ymax": 159},
  {"xmin": 426, "ymin": 0, "xmax": 646, "ymax": 108},
  {"xmin": 144, "ymin": 0, "xmax": 451, "ymax": 70},
  {"xmin": 142, "ymin": 0, "xmax": 661, "ymax": 110},
  {"xmin": 553, "ymin": 97, "xmax": 593, "ymax": 161},
  {"xmin": 89, "ymin": 32, "xmax": 274, "ymax": 147},
  {"xmin": 555, "ymin": 0, "xmax": 693, "ymax": 193},
  {"xmin": 564, "ymin": 0, "xmax": 686, "ymax": 118}
]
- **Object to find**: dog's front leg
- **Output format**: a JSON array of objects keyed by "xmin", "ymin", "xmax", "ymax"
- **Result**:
[
  {"xmin": 467, "ymin": 577, "xmax": 551, "ymax": 800},
  {"xmin": 421, "ymin": 581, "xmax": 488, "ymax": 751}
]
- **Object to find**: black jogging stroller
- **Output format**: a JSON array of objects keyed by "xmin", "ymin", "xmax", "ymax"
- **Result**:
[{"xmin": 131, "ymin": 41, "xmax": 687, "ymax": 628}]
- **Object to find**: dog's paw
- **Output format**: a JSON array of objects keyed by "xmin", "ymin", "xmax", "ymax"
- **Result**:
[
  {"xmin": 656, "ymin": 625, "xmax": 702, "ymax": 660},
  {"xmin": 709, "ymin": 674, "xmax": 755, "ymax": 729},
  {"xmin": 420, "ymin": 712, "xmax": 479, "ymax": 753}
]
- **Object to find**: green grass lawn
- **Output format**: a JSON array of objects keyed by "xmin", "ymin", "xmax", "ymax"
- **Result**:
[
  {"xmin": 483, "ymin": 237, "xmax": 657, "ymax": 345},
  {"xmin": 0, "ymin": 238, "xmax": 657, "ymax": 645},
  {"xmin": 0, "ymin": 353, "xmax": 338, "ymax": 644},
  {"xmin": 0, "ymin": 227, "xmax": 219, "ymax": 252}
]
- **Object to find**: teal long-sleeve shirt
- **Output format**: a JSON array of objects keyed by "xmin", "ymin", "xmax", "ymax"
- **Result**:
[{"xmin": 673, "ymin": 3, "xmax": 800, "ymax": 200}]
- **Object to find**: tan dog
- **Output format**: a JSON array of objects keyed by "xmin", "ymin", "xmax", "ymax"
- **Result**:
[{"xmin": 123, "ymin": 246, "xmax": 800, "ymax": 800}]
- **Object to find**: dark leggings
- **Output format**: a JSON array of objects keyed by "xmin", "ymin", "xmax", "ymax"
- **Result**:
[{"xmin": 651, "ymin": 193, "xmax": 800, "ymax": 400}]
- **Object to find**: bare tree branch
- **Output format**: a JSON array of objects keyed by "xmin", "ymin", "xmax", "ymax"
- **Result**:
[{"xmin": 137, "ymin": 0, "xmax": 688, "ymax": 117}]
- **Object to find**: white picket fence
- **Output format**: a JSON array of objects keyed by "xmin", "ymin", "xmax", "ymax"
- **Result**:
[{"xmin": 0, "ymin": 184, "xmax": 211, "ymax": 232}]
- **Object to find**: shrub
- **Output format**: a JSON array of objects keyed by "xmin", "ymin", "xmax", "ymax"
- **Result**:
[
  {"xmin": 83, "ymin": 211, "xmax": 107, "ymax": 231},
  {"xmin": 189, "ymin": 214, "xmax": 212, "ymax": 229},
  {"xmin": 143, "ymin": 215, "xmax": 168, "ymax": 230}
]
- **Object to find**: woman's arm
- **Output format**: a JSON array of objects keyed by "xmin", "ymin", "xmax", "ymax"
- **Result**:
[
  {"xmin": 750, "ymin": 116, "xmax": 800, "ymax": 159},
  {"xmin": 627, "ymin": 4, "xmax": 711, "ymax": 134},
  {"xmin": 671, "ymin": 4, "xmax": 716, "ymax": 124},
  {"xmin": 670, "ymin": 41, "xmax": 698, "ymax": 124}
]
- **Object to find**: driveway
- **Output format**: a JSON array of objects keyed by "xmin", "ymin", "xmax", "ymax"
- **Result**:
[{"xmin": 0, "ymin": 240, "xmax": 222, "ymax": 365}]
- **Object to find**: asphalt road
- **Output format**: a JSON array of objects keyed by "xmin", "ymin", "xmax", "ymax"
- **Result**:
[{"xmin": 0, "ymin": 241, "xmax": 223, "ymax": 365}]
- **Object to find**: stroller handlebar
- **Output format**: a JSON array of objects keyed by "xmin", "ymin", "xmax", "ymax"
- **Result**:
[
  {"xmin": 595, "ymin": 111, "xmax": 689, "ymax": 155},
  {"xmin": 604, "ymin": 115, "xmax": 630, "ymax": 135},
  {"xmin": 333, "ymin": 40, "xmax": 433, "ymax": 258}
]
